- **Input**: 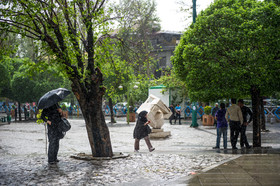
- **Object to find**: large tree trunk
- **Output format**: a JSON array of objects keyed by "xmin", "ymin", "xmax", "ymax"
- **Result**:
[
  {"xmin": 109, "ymin": 98, "xmax": 116, "ymax": 123},
  {"xmin": 71, "ymin": 69, "xmax": 113, "ymax": 157},
  {"xmin": 251, "ymin": 86, "xmax": 261, "ymax": 147}
]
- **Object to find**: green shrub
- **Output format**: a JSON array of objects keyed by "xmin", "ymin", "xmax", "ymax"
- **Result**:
[{"xmin": 204, "ymin": 106, "xmax": 212, "ymax": 115}]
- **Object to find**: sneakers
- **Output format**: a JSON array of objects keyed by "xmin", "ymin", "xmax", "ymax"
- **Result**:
[
  {"xmin": 134, "ymin": 150, "xmax": 139, "ymax": 153},
  {"xmin": 212, "ymin": 147, "xmax": 220, "ymax": 149},
  {"xmin": 149, "ymin": 147, "xmax": 155, "ymax": 152}
]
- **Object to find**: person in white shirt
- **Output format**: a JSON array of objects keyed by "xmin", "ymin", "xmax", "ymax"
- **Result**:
[{"xmin": 225, "ymin": 98, "xmax": 243, "ymax": 149}]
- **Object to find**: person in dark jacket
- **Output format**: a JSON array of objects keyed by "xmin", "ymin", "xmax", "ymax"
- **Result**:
[
  {"xmin": 238, "ymin": 99, "xmax": 252, "ymax": 149},
  {"xmin": 169, "ymin": 105, "xmax": 175, "ymax": 125},
  {"xmin": 133, "ymin": 111, "xmax": 155, "ymax": 152},
  {"xmin": 212, "ymin": 103, "xmax": 219, "ymax": 126},
  {"xmin": 213, "ymin": 103, "xmax": 228, "ymax": 149},
  {"xmin": 41, "ymin": 103, "xmax": 63, "ymax": 164}
]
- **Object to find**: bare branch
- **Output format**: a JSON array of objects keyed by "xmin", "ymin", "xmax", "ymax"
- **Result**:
[
  {"xmin": 0, "ymin": 28, "xmax": 39, "ymax": 40},
  {"xmin": 35, "ymin": 0, "xmax": 50, "ymax": 6},
  {"xmin": 92, "ymin": 0, "xmax": 101, "ymax": 15},
  {"xmin": 0, "ymin": 19, "xmax": 41, "ymax": 39},
  {"xmin": 60, "ymin": 0, "xmax": 84, "ymax": 72},
  {"xmin": 96, "ymin": 0, "xmax": 106, "ymax": 14}
]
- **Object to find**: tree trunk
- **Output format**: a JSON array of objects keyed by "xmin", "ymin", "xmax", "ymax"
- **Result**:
[
  {"xmin": 18, "ymin": 102, "xmax": 22, "ymax": 121},
  {"xmin": 251, "ymin": 86, "xmax": 261, "ymax": 147},
  {"xmin": 76, "ymin": 92, "xmax": 113, "ymax": 157},
  {"xmin": 109, "ymin": 98, "xmax": 116, "ymax": 123},
  {"xmin": 71, "ymin": 70, "xmax": 113, "ymax": 157},
  {"xmin": 260, "ymin": 97, "xmax": 266, "ymax": 131}
]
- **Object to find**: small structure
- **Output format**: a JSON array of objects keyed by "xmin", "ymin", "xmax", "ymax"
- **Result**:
[
  {"xmin": 136, "ymin": 94, "xmax": 172, "ymax": 138},
  {"xmin": 149, "ymin": 85, "xmax": 169, "ymax": 106}
]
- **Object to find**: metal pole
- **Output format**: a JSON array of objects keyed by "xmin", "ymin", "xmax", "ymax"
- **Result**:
[
  {"xmin": 193, "ymin": 0, "xmax": 197, "ymax": 23},
  {"xmin": 190, "ymin": 0, "xmax": 198, "ymax": 127},
  {"xmin": 127, "ymin": 90, "xmax": 130, "ymax": 125}
]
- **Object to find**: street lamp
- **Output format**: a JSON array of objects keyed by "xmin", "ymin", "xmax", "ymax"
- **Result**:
[
  {"xmin": 118, "ymin": 85, "xmax": 123, "ymax": 90},
  {"xmin": 190, "ymin": 0, "xmax": 198, "ymax": 127}
]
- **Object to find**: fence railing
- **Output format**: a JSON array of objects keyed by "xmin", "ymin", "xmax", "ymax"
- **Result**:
[{"xmin": 182, "ymin": 105, "xmax": 280, "ymax": 120}]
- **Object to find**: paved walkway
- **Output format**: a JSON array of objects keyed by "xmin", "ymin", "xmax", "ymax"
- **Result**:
[{"xmin": 185, "ymin": 154, "xmax": 280, "ymax": 186}]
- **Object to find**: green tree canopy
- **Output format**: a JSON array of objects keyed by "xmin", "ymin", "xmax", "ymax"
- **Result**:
[
  {"xmin": 0, "ymin": 63, "xmax": 11, "ymax": 97},
  {"xmin": 115, "ymin": 0, "xmax": 160, "ymax": 77},
  {"xmin": 1, "ymin": 57, "xmax": 65, "ymax": 103},
  {"xmin": 172, "ymin": 0, "xmax": 280, "ymax": 102}
]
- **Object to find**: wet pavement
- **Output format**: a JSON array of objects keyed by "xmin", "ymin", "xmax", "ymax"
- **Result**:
[
  {"xmin": 0, "ymin": 118, "xmax": 279, "ymax": 185},
  {"xmin": 185, "ymin": 154, "xmax": 280, "ymax": 186}
]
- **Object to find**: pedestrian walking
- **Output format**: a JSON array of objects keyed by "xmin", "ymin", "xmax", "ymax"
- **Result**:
[
  {"xmin": 213, "ymin": 103, "xmax": 228, "ymax": 149},
  {"xmin": 225, "ymin": 98, "xmax": 243, "ymax": 150},
  {"xmin": 41, "ymin": 103, "xmax": 64, "ymax": 164},
  {"xmin": 175, "ymin": 104, "xmax": 181, "ymax": 125},
  {"xmin": 133, "ymin": 111, "xmax": 155, "ymax": 152},
  {"xmin": 169, "ymin": 105, "xmax": 175, "ymax": 125},
  {"xmin": 238, "ymin": 99, "xmax": 252, "ymax": 149}
]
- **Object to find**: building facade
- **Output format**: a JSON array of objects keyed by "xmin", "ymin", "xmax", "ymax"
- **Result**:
[{"xmin": 150, "ymin": 31, "xmax": 182, "ymax": 78}]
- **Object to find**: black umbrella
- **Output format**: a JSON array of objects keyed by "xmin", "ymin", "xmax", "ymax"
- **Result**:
[{"xmin": 38, "ymin": 88, "xmax": 71, "ymax": 109}]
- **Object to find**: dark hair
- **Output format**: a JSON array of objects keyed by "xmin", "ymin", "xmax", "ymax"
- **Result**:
[
  {"xmin": 238, "ymin": 99, "xmax": 244, "ymax": 104},
  {"xmin": 220, "ymin": 103, "xmax": 225, "ymax": 109},
  {"xmin": 231, "ymin": 98, "xmax": 237, "ymax": 104}
]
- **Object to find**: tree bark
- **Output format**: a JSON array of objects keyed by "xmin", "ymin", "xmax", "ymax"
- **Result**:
[
  {"xmin": 109, "ymin": 98, "xmax": 116, "ymax": 123},
  {"xmin": 71, "ymin": 70, "xmax": 113, "ymax": 157},
  {"xmin": 251, "ymin": 86, "xmax": 261, "ymax": 147}
]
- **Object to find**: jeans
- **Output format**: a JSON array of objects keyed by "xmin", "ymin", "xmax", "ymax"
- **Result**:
[
  {"xmin": 240, "ymin": 125, "xmax": 250, "ymax": 147},
  {"xmin": 169, "ymin": 114, "xmax": 174, "ymax": 124},
  {"xmin": 229, "ymin": 121, "xmax": 241, "ymax": 148},
  {"xmin": 175, "ymin": 113, "xmax": 181, "ymax": 124},
  {"xmin": 216, "ymin": 127, "xmax": 228, "ymax": 149}
]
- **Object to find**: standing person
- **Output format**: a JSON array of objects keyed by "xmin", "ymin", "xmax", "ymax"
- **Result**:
[
  {"xmin": 169, "ymin": 105, "xmax": 175, "ymax": 125},
  {"xmin": 213, "ymin": 103, "xmax": 228, "ymax": 149},
  {"xmin": 23, "ymin": 105, "xmax": 28, "ymax": 120},
  {"xmin": 212, "ymin": 103, "xmax": 219, "ymax": 126},
  {"xmin": 133, "ymin": 111, "xmax": 155, "ymax": 152},
  {"xmin": 41, "ymin": 103, "xmax": 63, "ymax": 164},
  {"xmin": 238, "ymin": 99, "xmax": 252, "ymax": 149},
  {"xmin": 225, "ymin": 98, "xmax": 243, "ymax": 149},
  {"xmin": 175, "ymin": 104, "xmax": 182, "ymax": 125},
  {"xmin": 15, "ymin": 105, "xmax": 18, "ymax": 122}
]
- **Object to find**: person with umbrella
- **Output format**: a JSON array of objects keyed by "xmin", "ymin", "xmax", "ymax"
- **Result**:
[
  {"xmin": 41, "ymin": 103, "xmax": 63, "ymax": 164},
  {"xmin": 38, "ymin": 88, "xmax": 71, "ymax": 164}
]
